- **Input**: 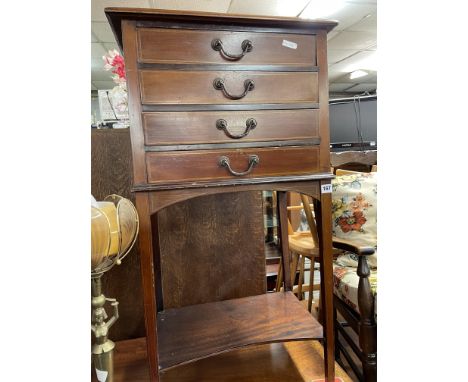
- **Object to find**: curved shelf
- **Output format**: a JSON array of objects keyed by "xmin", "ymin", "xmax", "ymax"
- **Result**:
[{"xmin": 157, "ymin": 291, "xmax": 323, "ymax": 372}]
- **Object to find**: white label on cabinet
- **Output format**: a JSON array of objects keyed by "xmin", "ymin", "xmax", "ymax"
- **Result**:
[
  {"xmin": 282, "ymin": 39, "xmax": 298, "ymax": 49},
  {"xmin": 321, "ymin": 184, "xmax": 332, "ymax": 194},
  {"xmin": 95, "ymin": 369, "xmax": 108, "ymax": 382}
]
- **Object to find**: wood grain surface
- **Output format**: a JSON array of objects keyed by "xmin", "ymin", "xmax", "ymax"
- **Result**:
[
  {"xmin": 316, "ymin": 179, "xmax": 335, "ymax": 381},
  {"xmin": 142, "ymin": 109, "xmax": 319, "ymax": 145},
  {"xmin": 91, "ymin": 337, "xmax": 352, "ymax": 382},
  {"xmin": 91, "ymin": 129, "xmax": 146, "ymax": 341},
  {"xmin": 157, "ymin": 292, "xmax": 323, "ymax": 371},
  {"xmin": 157, "ymin": 191, "xmax": 265, "ymax": 309},
  {"xmin": 137, "ymin": 28, "xmax": 316, "ymax": 66},
  {"xmin": 140, "ymin": 70, "xmax": 318, "ymax": 105},
  {"xmin": 146, "ymin": 146, "xmax": 320, "ymax": 184},
  {"xmin": 148, "ymin": 182, "xmax": 322, "ymax": 213},
  {"xmin": 106, "ymin": 8, "xmax": 337, "ymax": 50}
]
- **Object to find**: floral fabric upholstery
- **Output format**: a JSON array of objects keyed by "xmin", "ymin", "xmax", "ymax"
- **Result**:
[
  {"xmin": 332, "ymin": 172, "xmax": 377, "ymax": 268},
  {"xmin": 333, "ymin": 264, "xmax": 377, "ymax": 314},
  {"xmin": 332, "ymin": 172, "xmax": 377, "ymax": 313}
]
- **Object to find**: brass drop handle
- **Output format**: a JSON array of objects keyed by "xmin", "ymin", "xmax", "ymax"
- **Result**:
[
  {"xmin": 219, "ymin": 155, "xmax": 259, "ymax": 176},
  {"xmin": 213, "ymin": 78, "xmax": 255, "ymax": 100},
  {"xmin": 211, "ymin": 39, "xmax": 253, "ymax": 61},
  {"xmin": 216, "ymin": 118, "xmax": 257, "ymax": 139}
]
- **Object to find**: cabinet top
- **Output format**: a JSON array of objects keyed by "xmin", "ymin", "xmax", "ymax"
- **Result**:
[{"xmin": 105, "ymin": 7, "xmax": 338, "ymax": 50}]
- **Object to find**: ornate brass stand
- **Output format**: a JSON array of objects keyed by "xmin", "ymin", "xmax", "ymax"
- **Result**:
[
  {"xmin": 91, "ymin": 195, "xmax": 139, "ymax": 382},
  {"xmin": 91, "ymin": 275, "xmax": 119, "ymax": 382}
]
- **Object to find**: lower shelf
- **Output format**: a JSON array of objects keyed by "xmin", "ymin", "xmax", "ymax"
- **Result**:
[{"xmin": 157, "ymin": 291, "xmax": 323, "ymax": 371}]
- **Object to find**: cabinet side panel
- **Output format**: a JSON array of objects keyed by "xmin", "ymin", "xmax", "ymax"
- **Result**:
[
  {"xmin": 317, "ymin": 30, "xmax": 331, "ymax": 172},
  {"xmin": 158, "ymin": 191, "xmax": 266, "ymax": 309},
  {"xmin": 122, "ymin": 19, "xmax": 147, "ymax": 184}
]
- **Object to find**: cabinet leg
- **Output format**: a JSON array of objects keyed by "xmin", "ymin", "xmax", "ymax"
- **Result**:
[
  {"xmin": 135, "ymin": 193, "xmax": 160, "ymax": 382},
  {"xmin": 315, "ymin": 189, "xmax": 335, "ymax": 381}
]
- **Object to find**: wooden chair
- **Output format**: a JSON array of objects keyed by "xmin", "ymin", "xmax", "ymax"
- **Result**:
[
  {"xmin": 275, "ymin": 194, "xmax": 322, "ymax": 313},
  {"xmin": 332, "ymin": 240, "xmax": 376, "ymax": 382},
  {"xmin": 274, "ymin": 151, "xmax": 377, "ymax": 381}
]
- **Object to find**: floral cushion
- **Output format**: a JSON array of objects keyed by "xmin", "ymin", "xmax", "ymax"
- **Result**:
[
  {"xmin": 333, "ymin": 264, "xmax": 377, "ymax": 315},
  {"xmin": 332, "ymin": 172, "xmax": 377, "ymax": 269}
]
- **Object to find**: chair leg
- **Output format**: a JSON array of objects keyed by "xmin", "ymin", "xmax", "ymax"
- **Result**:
[
  {"xmin": 307, "ymin": 256, "xmax": 316, "ymax": 312},
  {"xmin": 297, "ymin": 255, "xmax": 305, "ymax": 300},
  {"xmin": 333, "ymin": 303, "xmax": 341, "ymax": 362},
  {"xmin": 317, "ymin": 291, "xmax": 322, "ymax": 317},
  {"xmin": 275, "ymin": 261, "xmax": 283, "ymax": 292},
  {"xmin": 316, "ymin": 259, "xmax": 323, "ymax": 321},
  {"xmin": 357, "ymin": 256, "xmax": 377, "ymax": 382},
  {"xmin": 290, "ymin": 252, "xmax": 299, "ymax": 293},
  {"xmin": 317, "ymin": 271, "xmax": 322, "ymax": 313}
]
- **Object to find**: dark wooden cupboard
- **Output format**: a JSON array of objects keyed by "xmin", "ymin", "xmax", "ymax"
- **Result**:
[{"xmin": 106, "ymin": 8, "xmax": 337, "ymax": 381}]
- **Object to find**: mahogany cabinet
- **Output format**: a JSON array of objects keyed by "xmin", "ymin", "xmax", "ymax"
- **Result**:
[{"xmin": 106, "ymin": 8, "xmax": 337, "ymax": 381}]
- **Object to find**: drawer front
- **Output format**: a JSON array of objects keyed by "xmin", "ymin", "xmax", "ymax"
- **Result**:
[
  {"xmin": 146, "ymin": 146, "xmax": 320, "ymax": 184},
  {"xmin": 140, "ymin": 70, "xmax": 318, "ymax": 105},
  {"xmin": 137, "ymin": 28, "xmax": 316, "ymax": 66},
  {"xmin": 143, "ymin": 109, "xmax": 319, "ymax": 145}
]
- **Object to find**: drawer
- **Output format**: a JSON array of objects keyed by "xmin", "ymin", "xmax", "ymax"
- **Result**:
[
  {"xmin": 140, "ymin": 70, "xmax": 318, "ymax": 105},
  {"xmin": 146, "ymin": 146, "xmax": 320, "ymax": 184},
  {"xmin": 142, "ymin": 109, "xmax": 319, "ymax": 145},
  {"xmin": 137, "ymin": 28, "xmax": 316, "ymax": 66}
]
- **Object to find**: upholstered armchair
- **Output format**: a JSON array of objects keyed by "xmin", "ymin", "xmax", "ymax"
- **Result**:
[{"xmin": 331, "ymin": 170, "xmax": 377, "ymax": 382}]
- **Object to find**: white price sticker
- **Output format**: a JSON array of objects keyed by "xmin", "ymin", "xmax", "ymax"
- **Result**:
[
  {"xmin": 282, "ymin": 39, "xmax": 298, "ymax": 49},
  {"xmin": 95, "ymin": 369, "xmax": 108, "ymax": 382},
  {"xmin": 321, "ymin": 184, "xmax": 332, "ymax": 194}
]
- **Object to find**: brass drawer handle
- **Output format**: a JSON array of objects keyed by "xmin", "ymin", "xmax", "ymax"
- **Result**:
[
  {"xmin": 219, "ymin": 155, "xmax": 259, "ymax": 176},
  {"xmin": 211, "ymin": 39, "xmax": 253, "ymax": 61},
  {"xmin": 213, "ymin": 78, "xmax": 255, "ymax": 100},
  {"xmin": 216, "ymin": 118, "xmax": 257, "ymax": 139}
]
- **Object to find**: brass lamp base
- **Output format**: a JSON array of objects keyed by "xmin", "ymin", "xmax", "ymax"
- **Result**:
[
  {"xmin": 92, "ymin": 341, "xmax": 115, "ymax": 382},
  {"xmin": 92, "ymin": 276, "xmax": 119, "ymax": 382}
]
